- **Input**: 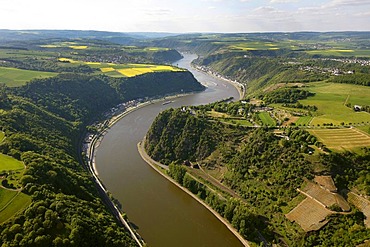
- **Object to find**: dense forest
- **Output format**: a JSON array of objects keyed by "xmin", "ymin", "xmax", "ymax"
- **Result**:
[
  {"xmin": 145, "ymin": 106, "xmax": 370, "ymax": 246},
  {"xmin": 0, "ymin": 71, "xmax": 203, "ymax": 246}
]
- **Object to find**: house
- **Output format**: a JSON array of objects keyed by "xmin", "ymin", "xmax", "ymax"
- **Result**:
[{"xmin": 354, "ymin": 105, "xmax": 362, "ymax": 111}]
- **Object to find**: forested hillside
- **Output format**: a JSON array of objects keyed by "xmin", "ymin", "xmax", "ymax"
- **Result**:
[
  {"xmin": 145, "ymin": 106, "xmax": 370, "ymax": 246},
  {"xmin": 0, "ymin": 71, "xmax": 203, "ymax": 246}
]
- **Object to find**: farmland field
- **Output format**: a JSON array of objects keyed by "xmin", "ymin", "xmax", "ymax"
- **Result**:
[
  {"xmin": 308, "ymin": 128, "xmax": 370, "ymax": 151},
  {"xmin": 300, "ymin": 82, "xmax": 370, "ymax": 126},
  {"xmin": 258, "ymin": 112, "xmax": 276, "ymax": 126},
  {"xmin": 0, "ymin": 67, "xmax": 57, "ymax": 87},
  {"xmin": 0, "ymin": 153, "xmax": 24, "ymax": 171},
  {"xmin": 306, "ymin": 49, "xmax": 370, "ymax": 57},
  {"xmin": 295, "ymin": 116, "xmax": 313, "ymax": 126},
  {"xmin": 58, "ymin": 58, "xmax": 184, "ymax": 77},
  {"xmin": 0, "ymin": 188, "xmax": 18, "ymax": 210},
  {"xmin": 0, "ymin": 189, "xmax": 31, "ymax": 223}
]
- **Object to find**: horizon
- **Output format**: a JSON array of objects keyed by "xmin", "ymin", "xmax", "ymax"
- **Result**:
[
  {"xmin": 1, "ymin": 0, "xmax": 370, "ymax": 33},
  {"xmin": 2, "ymin": 28, "xmax": 370, "ymax": 34}
]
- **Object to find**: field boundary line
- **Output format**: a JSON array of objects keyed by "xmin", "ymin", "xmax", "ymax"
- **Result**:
[
  {"xmin": 353, "ymin": 127, "xmax": 370, "ymax": 138},
  {"xmin": 343, "ymin": 94, "xmax": 350, "ymax": 106},
  {"xmin": 0, "ymin": 191, "xmax": 20, "ymax": 212}
]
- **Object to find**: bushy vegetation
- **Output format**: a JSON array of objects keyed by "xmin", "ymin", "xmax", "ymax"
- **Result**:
[
  {"xmin": 0, "ymin": 68, "xmax": 203, "ymax": 245},
  {"xmin": 145, "ymin": 103, "xmax": 370, "ymax": 246},
  {"xmin": 261, "ymin": 88, "xmax": 315, "ymax": 104},
  {"xmin": 330, "ymin": 73, "xmax": 370, "ymax": 86}
]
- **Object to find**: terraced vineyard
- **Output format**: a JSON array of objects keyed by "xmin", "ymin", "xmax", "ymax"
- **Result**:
[
  {"xmin": 286, "ymin": 198, "xmax": 332, "ymax": 232},
  {"xmin": 348, "ymin": 192, "xmax": 370, "ymax": 227}
]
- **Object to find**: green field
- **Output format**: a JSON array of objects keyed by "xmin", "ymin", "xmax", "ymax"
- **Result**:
[
  {"xmin": 309, "ymin": 128, "xmax": 370, "ymax": 151},
  {"xmin": 295, "ymin": 116, "xmax": 313, "ymax": 126},
  {"xmin": 0, "ymin": 189, "xmax": 31, "ymax": 223},
  {"xmin": 0, "ymin": 188, "xmax": 18, "ymax": 209},
  {"xmin": 357, "ymin": 126, "xmax": 370, "ymax": 134},
  {"xmin": 0, "ymin": 153, "xmax": 24, "ymax": 171},
  {"xmin": 299, "ymin": 82, "xmax": 370, "ymax": 126},
  {"xmin": 207, "ymin": 36, "xmax": 370, "ymax": 57},
  {"xmin": 306, "ymin": 49, "xmax": 370, "ymax": 57},
  {"xmin": 0, "ymin": 67, "xmax": 57, "ymax": 87},
  {"xmin": 258, "ymin": 112, "xmax": 276, "ymax": 126}
]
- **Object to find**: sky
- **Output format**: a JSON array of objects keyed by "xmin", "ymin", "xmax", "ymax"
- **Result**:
[{"xmin": 0, "ymin": 0, "xmax": 369, "ymax": 33}]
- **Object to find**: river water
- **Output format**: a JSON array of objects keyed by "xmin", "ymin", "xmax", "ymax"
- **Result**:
[{"xmin": 95, "ymin": 54, "xmax": 243, "ymax": 247}]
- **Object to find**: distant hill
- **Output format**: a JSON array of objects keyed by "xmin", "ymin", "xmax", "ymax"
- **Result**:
[{"xmin": 0, "ymin": 29, "xmax": 178, "ymax": 45}]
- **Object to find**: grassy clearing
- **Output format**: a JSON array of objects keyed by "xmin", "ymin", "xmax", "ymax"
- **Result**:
[
  {"xmin": 258, "ymin": 112, "xmax": 276, "ymax": 126},
  {"xmin": 296, "ymin": 116, "xmax": 313, "ymax": 126},
  {"xmin": 309, "ymin": 128, "xmax": 370, "ymax": 151},
  {"xmin": 0, "ymin": 190, "xmax": 31, "ymax": 223},
  {"xmin": 300, "ymin": 82, "xmax": 370, "ymax": 126},
  {"xmin": 0, "ymin": 67, "xmax": 57, "ymax": 87},
  {"xmin": 223, "ymin": 118, "xmax": 253, "ymax": 127},
  {"xmin": 0, "ymin": 153, "xmax": 24, "ymax": 171}
]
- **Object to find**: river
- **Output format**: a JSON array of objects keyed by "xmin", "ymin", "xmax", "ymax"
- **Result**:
[{"xmin": 95, "ymin": 53, "xmax": 243, "ymax": 247}]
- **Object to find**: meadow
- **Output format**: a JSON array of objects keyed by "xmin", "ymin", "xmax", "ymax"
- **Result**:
[
  {"xmin": 0, "ymin": 153, "xmax": 24, "ymax": 171},
  {"xmin": 0, "ymin": 67, "xmax": 57, "ymax": 87},
  {"xmin": 258, "ymin": 112, "xmax": 276, "ymax": 126},
  {"xmin": 0, "ymin": 189, "xmax": 31, "ymax": 223},
  {"xmin": 300, "ymin": 82, "xmax": 370, "ymax": 126},
  {"xmin": 295, "ymin": 116, "xmax": 313, "ymax": 126}
]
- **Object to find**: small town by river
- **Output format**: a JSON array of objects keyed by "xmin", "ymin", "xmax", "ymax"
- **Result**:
[{"xmin": 95, "ymin": 53, "xmax": 244, "ymax": 247}]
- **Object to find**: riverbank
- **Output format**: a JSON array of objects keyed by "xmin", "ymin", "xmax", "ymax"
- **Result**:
[
  {"xmin": 192, "ymin": 64, "xmax": 245, "ymax": 100},
  {"xmin": 83, "ymin": 92, "xmax": 197, "ymax": 247},
  {"xmin": 137, "ymin": 138, "xmax": 250, "ymax": 247}
]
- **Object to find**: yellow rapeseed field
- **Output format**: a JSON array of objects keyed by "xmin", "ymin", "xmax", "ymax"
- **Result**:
[
  {"xmin": 100, "ymin": 67, "xmax": 116, "ymax": 73},
  {"xmin": 117, "ymin": 68, "xmax": 147, "ymax": 77},
  {"xmin": 85, "ymin": 62, "xmax": 101, "ymax": 65},
  {"xmin": 58, "ymin": 58, "xmax": 77, "ymax": 63},
  {"xmin": 40, "ymin": 45, "xmax": 60, "ymax": 48},
  {"xmin": 69, "ymin": 46, "xmax": 88, "ymax": 50}
]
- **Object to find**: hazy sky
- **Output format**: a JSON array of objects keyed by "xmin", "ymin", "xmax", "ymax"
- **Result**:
[{"xmin": 1, "ymin": 0, "xmax": 369, "ymax": 32}]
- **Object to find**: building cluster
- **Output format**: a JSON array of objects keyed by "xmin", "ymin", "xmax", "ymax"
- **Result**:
[
  {"xmin": 299, "ymin": 65, "xmax": 354, "ymax": 76},
  {"xmin": 322, "ymin": 57, "xmax": 370, "ymax": 66}
]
